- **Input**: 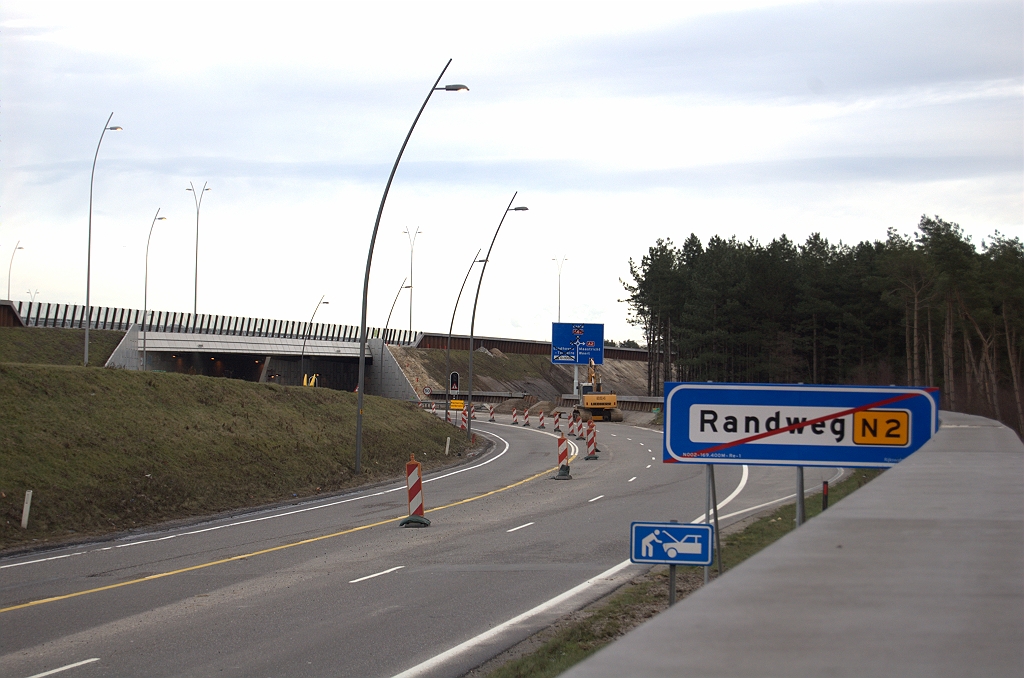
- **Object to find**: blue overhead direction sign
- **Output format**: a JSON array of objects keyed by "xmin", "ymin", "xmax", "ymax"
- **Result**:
[
  {"xmin": 551, "ymin": 323, "xmax": 604, "ymax": 365},
  {"xmin": 663, "ymin": 383, "xmax": 941, "ymax": 468},
  {"xmin": 630, "ymin": 522, "xmax": 714, "ymax": 566}
]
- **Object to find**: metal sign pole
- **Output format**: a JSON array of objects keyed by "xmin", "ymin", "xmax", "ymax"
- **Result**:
[
  {"xmin": 796, "ymin": 466, "xmax": 805, "ymax": 526},
  {"xmin": 709, "ymin": 465, "xmax": 723, "ymax": 576},
  {"xmin": 704, "ymin": 465, "xmax": 711, "ymax": 584},
  {"xmin": 668, "ymin": 519, "xmax": 678, "ymax": 605}
]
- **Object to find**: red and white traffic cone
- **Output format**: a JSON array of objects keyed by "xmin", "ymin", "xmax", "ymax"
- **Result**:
[
  {"xmin": 523, "ymin": 410, "xmax": 531, "ymax": 427},
  {"xmin": 585, "ymin": 421, "xmax": 599, "ymax": 460},
  {"xmin": 553, "ymin": 411, "xmax": 562, "ymax": 432},
  {"xmin": 552, "ymin": 435, "xmax": 571, "ymax": 480},
  {"xmin": 461, "ymin": 407, "xmax": 468, "ymax": 431},
  {"xmin": 399, "ymin": 453, "xmax": 430, "ymax": 527},
  {"xmin": 512, "ymin": 408, "xmax": 519, "ymax": 425},
  {"xmin": 488, "ymin": 404, "xmax": 496, "ymax": 422},
  {"xmin": 538, "ymin": 411, "xmax": 546, "ymax": 429},
  {"xmin": 471, "ymin": 405, "xmax": 477, "ymax": 420}
]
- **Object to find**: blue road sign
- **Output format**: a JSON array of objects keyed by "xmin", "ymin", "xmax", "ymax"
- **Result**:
[
  {"xmin": 631, "ymin": 522, "xmax": 714, "ymax": 566},
  {"xmin": 664, "ymin": 383, "xmax": 941, "ymax": 468},
  {"xmin": 551, "ymin": 323, "xmax": 604, "ymax": 365}
]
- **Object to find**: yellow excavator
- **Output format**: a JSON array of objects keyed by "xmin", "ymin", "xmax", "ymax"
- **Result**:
[{"xmin": 574, "ymin": 359, "xmax": 624, "ymax": 422}]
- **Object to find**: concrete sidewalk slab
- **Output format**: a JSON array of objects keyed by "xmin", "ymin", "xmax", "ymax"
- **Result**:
[{"xmin": 562, "ymin": 411, "xmax": 1023, "ymax": 678}]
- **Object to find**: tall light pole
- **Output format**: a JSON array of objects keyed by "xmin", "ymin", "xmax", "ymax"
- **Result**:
[
  {"xmin": 7, "ymin": 241, "xmax": 24, "ymax": 300},
  {"xmin": 186, "ymin": 181, "xmax": 210, "ymax": 317},
  {"xmin": 300, "ymin": 296, "xmax": 329, "ymax": 384},
  {"xmin": 354, "ymin": 60, "xmax": 468, "ymax": 475},
  {"xmin": 403, "ymin": 226, "xmax": 421, "ymax": 333},
  {"xmin": 466, "ymin": 194, "xmax": 528, "ymax": 440},
  {"xmin": 142, "ymin": 210, "xmax": 167, "ymax": 371},
  {"xmin": 380, "ymin": 277, "xmax": 408, "ymax": 387},
  {"xmin": 552, "ymin": 255, "xmax": 568, "ymax": 323},
  {"xmin": 445, "ymin": 249, "xmax": 482, "ymax": 416},
  {"xmin": 85, "ymin": 113, "xmax": 122, "ymax": 367}
]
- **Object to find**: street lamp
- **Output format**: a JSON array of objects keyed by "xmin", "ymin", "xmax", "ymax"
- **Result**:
[
  {"xmin": 380, "ymin": 277, "xmax": 408, "ymax": 387},
  {"xmin": 466, "ymin": 195, "xmax": 528, "ymax": 440},
  {"xmin": 354, "ymin": 59, "xmax": 467, "ymax": 475},
  {"xmin": 444, "ymin": 249, "xmax": 482, "ymax": 418},
  {"xmin": 300, "ymin": 296, "xmax": 329, "ymax": 384},
  {"xmin": 403, "ymin": 226, "xmax": 421, "ymax": 333},
  {"xmin": 84, "ymin": 113, "xmax": 122, "ymax": 367},
  {"xmin": 186, "ymin": 182, "xmax": 211, "ymax": 317},
  {"xmin": 142, "ymin": 210, "xmax": 167, "ymax": 371},
  {"xmin": 552, "ymin": 255, "xmax": 568, "ymax": 323},
  {"xmin": 7, "ymin": 241, "xmax": 24, "ymax": 300}
]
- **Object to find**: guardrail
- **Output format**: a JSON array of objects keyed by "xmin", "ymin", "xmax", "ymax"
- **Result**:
[{"xmin": 13, "ymin": 301, "xmax": 421, "ymax": 345}]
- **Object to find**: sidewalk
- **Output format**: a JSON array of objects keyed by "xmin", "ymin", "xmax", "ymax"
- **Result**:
[{"xmin": 562, "ymin": 411, "xmax": 1024, "ymax": 677}]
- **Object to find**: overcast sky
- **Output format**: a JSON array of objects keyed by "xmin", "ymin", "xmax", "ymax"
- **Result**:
[{"xmin": 1, "ymin": 0, "xmax": 1021, "ymax": 344}]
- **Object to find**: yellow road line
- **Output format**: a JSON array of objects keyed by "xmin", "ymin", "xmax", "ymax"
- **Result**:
[{"xmin": 0, "ymin": 458, "xmax": 569, "ymax": 615}]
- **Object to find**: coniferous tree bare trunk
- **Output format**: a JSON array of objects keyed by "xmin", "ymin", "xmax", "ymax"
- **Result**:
[
  {"xmin": 944, "ymin": 297, "xmax": 956, "ymax": 410},
  {"xmin": 1004, "ymin": 304, "xmax": 1024, "ymax": 432},
  {"xmin": 926, "ymin": 306, "xmax": 935, "ymax": 387}
]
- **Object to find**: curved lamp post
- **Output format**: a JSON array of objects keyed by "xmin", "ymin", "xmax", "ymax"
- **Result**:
[
  {"xmin": 7, "ymin": 241, "xmax": 24, "ymax": 300},
  {"xmin": 552, "ymin": 255, "xmax": 568, "ymax": 323},
  {"xmin": 300, "ymin": 296, "xmax": 329, "ymax": 384},
  {"xmin": 466, "ymin": 195, "xmax": 528, "ymax": 440},
  {"xmin": 186, "ymin": 182, "xmax": 210, "ymax": 317},
  {"xmin": 84, "ymin": 113, "xmax": 122, "ymax": 366},
  {"xmin": 380, "ymin": 277, "xmax": 408, "ymax": 386},
  {"xmin": 403, "ymin": 226, "xmax": 421, "ymax": 333},
  {"xmin": 444, "ymin": 248, "xmax": 482, "ymax": 416},
  {"xmin": 142, "ymin": 210, "xmax": 167, "ymax": 370},
  {"xmin": 354, "ymin": 59, "xmax": 468, "ymax": 475}
]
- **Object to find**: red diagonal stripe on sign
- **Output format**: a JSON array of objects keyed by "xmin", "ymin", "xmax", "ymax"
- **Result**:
[{"xmin": 676, "ymin": 391, "xmax": 924, "ymax": 460}]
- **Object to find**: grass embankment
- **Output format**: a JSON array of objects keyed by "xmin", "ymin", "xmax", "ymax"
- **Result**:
[
  {"xmin": 396, "ymin": 347, "xmax": 573, "ymax": 394},
  {"xmin": 481, "ymin": 469, "xmax": 883, "ymax": 678},
  {"xmin": 0, "ymin": 326, "xmax": 124, "ymax": 367},
  {"xmin": 0, "ymin": 364, "xmax": 471, "ymax": 551}
]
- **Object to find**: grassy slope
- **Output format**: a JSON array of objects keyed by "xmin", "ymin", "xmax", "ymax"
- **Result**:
[
  {"xmin": 0, "ymin": 364, "xmax": 470, "ymax": 550},
  {"xmin": 0, "ymin": 326, "xmax": 125, "ymax": 367}
]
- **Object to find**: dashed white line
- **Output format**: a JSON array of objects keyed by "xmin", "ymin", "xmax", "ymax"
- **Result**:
[
  {"xmin": 588, "ymin": 495, "xmax": 604, "ymax": 503},
  {"xmin": 646, "ymin": 464, "xmax": 652, "ymax": 468},
  {"xmin": 349, "ymin": 566, "xmax": 404, "ymax": 584},
  {"xmin": 628, "ymin": 476, "xmax": 637, "ymax": 482},
  {"xmin": 507, "ymin": 522, "xmax": 534, "ymax": 533},
  {"xmin": 23, "ymin": 658, "xmax": 100, "ymax": 678}
]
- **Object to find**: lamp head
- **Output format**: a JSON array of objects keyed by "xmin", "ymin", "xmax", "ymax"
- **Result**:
[
  {"xmin": 157, "ymin": 217, "xmax": 167, "ymax": 221},
  {"xmin": 322, "ymin": 301, "xmax": 329, "ymax": 305},
  {"xmin": 107, "ymin": 126, "xmax": 122, "ymax": 131},
  {"xmin": 443, "ymin": 84, "xmax": 469, "ymax": 92},
  {"xmin": 510, "ymin": 206, "xmax": 528, "ymax": 211},
  {"xmin": 204, "ymin": 187, "xmax": 210, "ymax": 191}
]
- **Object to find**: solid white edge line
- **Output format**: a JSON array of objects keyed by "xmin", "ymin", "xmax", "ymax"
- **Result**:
[
  {"xmin": 22, "ymin": 658, "xmax": 100, "ymax": 678},
  {"xmin": 390, "ymin": 559, "xmax": 634, "ymax": 678},
  {"xmin": 691, "ymin": 464, "xmax": 749, "ymax": 524},
  {"xmin": 588, "ymin": 495, "xmax": 604, "ymax": 503},
  {"xmin": 506, "ymin": 522, "xmax": 534, "ymax": 533},
  {"xmin": 349, "ymin": 565, "xmax": 405, "ymax": 584}
]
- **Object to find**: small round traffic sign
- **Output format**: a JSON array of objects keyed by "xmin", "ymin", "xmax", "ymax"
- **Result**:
[{"xmin": 423, "ymin": 386, "xmax": 432, "ymax": 395}]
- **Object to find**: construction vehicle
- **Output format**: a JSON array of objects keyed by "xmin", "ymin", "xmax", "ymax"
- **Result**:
[{"xmin": 574, "ymin": 359, "xmax": 624, "ymax": 422}]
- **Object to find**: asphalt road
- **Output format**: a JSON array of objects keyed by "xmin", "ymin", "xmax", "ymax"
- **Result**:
[{"xmin": 0, "ymin": 417, "xmax": 841, "ymax": 678}]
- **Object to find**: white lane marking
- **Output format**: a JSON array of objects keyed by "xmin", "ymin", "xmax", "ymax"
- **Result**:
[
  {"xmin": 390, "ymin": 560, "xmax": 634, "ymax": 678},
  {"xmin": 2, "ymin": 430, "xmax": 518, "ymax": 570},
  {"xmin": 391, "ymin": 463, "xmax": 754, "ymax": 678},
  {"xmin": 626, "ymin": 438, "xmax": 632, "ymax": 441},
  {"xmin": 588, "ymin": 495, "xmax": 604, "ymax": 503},
  {"xmin": 691, "ymin": 465, "xmax": 750, "ymax": 524},
  {"xmin": 713, "ymin": 467, "xmax": 845, "ymax": 522},
  {"xmin": 506, "ymin": 522, "xmax": 534, "ymax": 533},
  {"xmin": 628, "ymin": 476, "xmax": 637, "ymax": 482},
  {"xmin": 646, "ymin": 464, "xmax": 652, "ymax": 468},
  {"xmin": 651, "ymin": 456, "xmax": 655, "ymax": 460},
  {"xmin": 0, "ymin": 552, "xmax": 84, "ymax": 570},
  {"xmin": 22, "ymin": 658, "xmax": 100, "ymax": 678},
  {"xmin": 349, "ymin": 566, "xmax": 404, "ymax": 584},
  {"xmin": 610, "ymin": 433, "xmax": 617, "ymax": 437}
]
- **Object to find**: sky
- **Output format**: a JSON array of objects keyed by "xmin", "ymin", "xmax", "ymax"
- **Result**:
[{"xmin": 1, "ymin": 0, "xmax": 1021, "ymax": 344}]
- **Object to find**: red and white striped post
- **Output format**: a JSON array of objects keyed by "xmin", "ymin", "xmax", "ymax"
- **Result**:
[
  {"xmin": 538, "ymin": 411, "xmax": 546, "ymax": 429},
  {"xmin": 576, "ymin": 416, "xmax": 586, "ymax": 441},
  {"xmin": 552, "ymin": 434, "xmax": 571, "ymax": 479},
  {"xmin": 512, "ymin": 408, "xmax": 519, "ymax": 425},
  {"xmin": 553, "ymin": 411, "xmax": 561, "ymax": 432},
  {"xmin": 399, "ymin": 453, "xmax": 430, "ymax": 527},
  {"xmin": 523, "ymin": 409, "xmax": 531, "ymax": 427},
  {"xmin": 488, "ymin": 404, "xmax": 496, "ymax": 422},
  {"xmin": 471, "ymin": 404, "xmax": 477, "ymax": 420},
  {"xmin": 460, "ymin": 407, "xmax": 468, "ymax": 431},
  {"xmin": 585, "ymin": 420, "xmax": 599, "ymax": 459},
  {"xmin": 431, "ymin": 401, "xmax": 436, "ymax": 415}
]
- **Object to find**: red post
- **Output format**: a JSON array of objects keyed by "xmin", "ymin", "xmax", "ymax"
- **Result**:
[
  {"xmin": 512, "ymin": 408, "xmax": 519, "ymax": 425},
  {"xmin": 585, "ymin": 420, "xmax": 598, "ymax": 459},
  {"xmin": 406, "ymin": 453, "xmax": 425, "ymax": 517},
  {"xmin": 822, "ymin": 480, "xmax": 829, "ymax": 511},
  {"xmin": 460, "ymin": 407, "xmax": 468, "ymax": 431},
  {"xmin": 488, "ymin": 404, "xmax": 496, "ymax": 422},
  {"xmin": 553, "ymin": 411, "xmax": 561, "ymax": 432},
  {"xmin": 558, "ymin": 435, "xmax": 568, "ymax": 466},
  {"xmin": 538, "ymin": 410, "xmax": 546, "ymax": 429},
  {"xmin": 523, "ymin": 409, "xmax": 531, "ymax": 427}
]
